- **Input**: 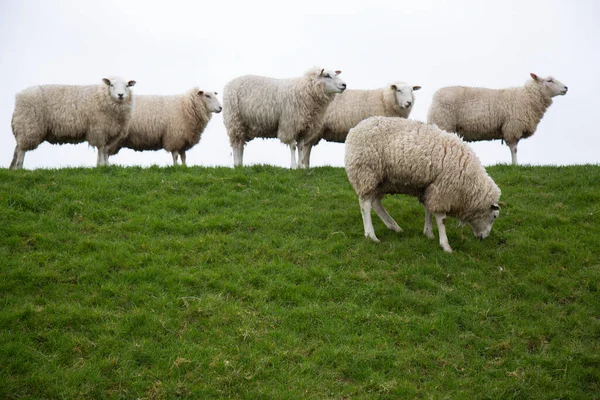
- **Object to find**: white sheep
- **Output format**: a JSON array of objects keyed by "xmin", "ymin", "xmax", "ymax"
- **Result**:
[
  {"xmin": 108, "ymin": 88, "xmax": 222, "ymax": 166},
  {"xmin": 10, "ymin": 77, "xmax": 136, "ymax": 169},
  {"xmin": 222, "ymin": 68, "xmax": 346, "ymax": 169},
  {"xmin": 427, "ymin": 73, "xmax": 568, "ymax": 165},
  {"xmin": 345, "ymin": 116, "xmax": 501, "ymax": 253},
  {"xmin": 299, "ymin": 82, "xmax": 421, "ymax": 168}
]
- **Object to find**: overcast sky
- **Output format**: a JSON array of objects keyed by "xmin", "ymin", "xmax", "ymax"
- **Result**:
[{"xmin": 1, "ymin": 0, "xmax": 598, "ymax": 169}]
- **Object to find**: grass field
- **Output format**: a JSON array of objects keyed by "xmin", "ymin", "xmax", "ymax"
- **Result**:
[{"xmin": 1, "ymin": 164, "xmax": 599, "ymax": 399}]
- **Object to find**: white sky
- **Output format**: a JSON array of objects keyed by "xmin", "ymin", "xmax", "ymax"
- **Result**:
[{"xmin": 1, "ymin": 0, "xmax": 598, "ymax": 169}]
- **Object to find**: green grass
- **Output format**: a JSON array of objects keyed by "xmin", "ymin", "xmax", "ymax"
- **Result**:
[{"xmin": 1, "ymin": 164, "xmax": 599, "ymax": 399}]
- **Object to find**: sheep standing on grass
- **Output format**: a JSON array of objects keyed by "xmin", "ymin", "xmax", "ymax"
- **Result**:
[
  {"xmin": 345, "ymin": 116, "xmax": 501, "ymax": 253},
  {"xmin": 223, "ymin": 68, "xmax": 346, "ymax": 168},
  {"xmin": 108, "ymin": 88, "xmax": 222, "ymax": 166},
  {"xmin": 10, "ymin": 77, "xmax": 136, "ymax": 169},
  {"xmin": 427, "ymin": 73, "xmax": 568, "ymax": 165},
  {"xmin": 300, "ymin": 82, "xmax": 421, "ymax": 167}
]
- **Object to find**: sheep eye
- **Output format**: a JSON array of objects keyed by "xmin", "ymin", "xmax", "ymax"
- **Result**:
[
  {"xmin": 325, "ymin": 74, "xmax": 331, "ymax": 79},
  {"xmin": 548, "ymin": 79, "xmax": 554, "ymax": 83},
  {"xmin": 398, "ymin": 90, "xmax": 402, "ymax": 94},
  {"xmin": 205, "ymin": 94, "xmax": 210, "ymax": 98}
]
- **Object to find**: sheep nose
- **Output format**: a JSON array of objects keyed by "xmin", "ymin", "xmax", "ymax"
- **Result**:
[
  {"xmin": 564, "ymin": 86, "xmax": 568, "ymax": 91},
  {"xmin": 406, "ymin": 101, "xmax": 412, "ymax": 107},
  {"xmin": 341, "ymin": 83, "xmax": 346, "ymax": 89},
  {"xmin": 118, "ymin": 93, "xmax": 124, "ymax": 99}
]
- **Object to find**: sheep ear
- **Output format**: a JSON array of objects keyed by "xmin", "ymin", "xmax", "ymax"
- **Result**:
[
  {"xmin": 102, "ymin": 78, "xmax": 111, "ymax": 86},
  {"xmin": 127, "ymin": 80, "xmax": 136, "ymax": 87},
  {"xmin": 491, "ymin": 203, "xmax": 500, "ymax": 211},
  {"xmin": 530, "ymin": 73, "xmax": 539, "ymax": 81},
  {"xmin": 335, "ymin": 70, "xmax": 341, "ymax": 76},
  {"xmin": 214, "ymin": 92, "xmax": 218, "ymax": 95},
  {"xmin": 319, "ymin": 68, "xmax": 324, "ymax": 76},
  {"xmin": 197, "ymin": 90, "xmax": 204, "ymax": 96},
  {"xmin": 390, "ymin": 84, "xmax": 397, "ymax": 91},
  {"xmin": 412, "ymin": 85, "xmax": 422, "ymax": 91}
]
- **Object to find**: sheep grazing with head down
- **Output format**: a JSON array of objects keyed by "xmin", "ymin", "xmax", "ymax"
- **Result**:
[
  {"xmin": 10, "ymin": 77, "xmax": 136, "ymax": 169},
  {"xmin": 108, "ymin": 88, "xmax": 222, "ymax": 166},
  {"xmin": 345, "ymin": 116, "xmax": 501, "ymax": 253},
  {"xmin": 223, "ymin": 67, "xmax": 347, "ymax": 168},
  {"xmin": 427, "ymin": 73, "xmax": 568, "ymax": 165},
  {"xmin": 300, "ymin": 82, "xmax": 421, "ymax": 167}
]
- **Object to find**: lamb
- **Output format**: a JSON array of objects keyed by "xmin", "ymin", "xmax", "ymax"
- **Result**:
[
  {"xmin": 10, "ymin": 77, "xmax": 136, "ymax": 169},
  {"xmin": 222, "ymin": 67, "xmax": 346, "ymax": 168},
  {"xmin": 344, "ymin": 116, "xmax": 501, "ymax": 253},
  {"xmin": 108, "ymin": 88, "xmax": 222, "ymax": 166},
  {"xmin": 299, "ymin": 82, "xmax": 421, "ymax": 168},
  {"xmin": 427, "ymin": 73, "xmax": 568, "ymax": 165}
]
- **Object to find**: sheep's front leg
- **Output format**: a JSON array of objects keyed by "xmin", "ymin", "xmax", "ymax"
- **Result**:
[
  {"xmin": 171, "ymin": 151, "xmax": 179, "ymax": 166},
  {"xmin": 97, "ymin": 147, "xmax": 108, "ymax": 167},
  {"xmin": 179, "ymin": 151, "xmax": 187, "ymax": 167},
  {"xmin": 298, "ymin": 140, "xmax": 312, "ymax": 169},
  {"xmin": 232, "ymin": 143, "xmax": 244, "ymax": 167},
  {"xmin": 289, "ymin": 141, "xmax": 298, "ymax": 169},
  {"xmin": 423, "ymin": 208, "xmax": 434, "ymax": 239},
  {"xmin": 372, "ymin": 197, "xmax": 402, "ymax": 232},
  {"xmin": 434, "ymin": 212, "xmax": 453, "ymax": 253},
  {"xmin": 359, "ymin": 197, "xmax": 379, "ymax": 242},
  {"xmin": 508, "ymin": 142, "xmax": 518, "ymax": 166}
]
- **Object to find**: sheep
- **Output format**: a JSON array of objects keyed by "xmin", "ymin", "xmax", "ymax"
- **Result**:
[
  {"xmin": 427, "ymin": 73, "xmax": 568, "ymax": 165},
  {"xmin": 299, "ymin": 82, "xmax": 421, "ymax": 168},
  {"xmin": 10, "ymin": 77, "xmax": 136, "ymax": 169},
  {"xmin": 108, "ymin": 88, "xmax": 222, "ymax": 166},
  {"xmin": 344, "ymin": 116, "xmax": 501, "ymax": 253},
  {"xmin": 223, "ymin": 67, "xmax": 346, "ymax": 169}
]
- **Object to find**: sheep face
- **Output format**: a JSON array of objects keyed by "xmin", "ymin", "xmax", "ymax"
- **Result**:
[
  {"xmin": 391, "ymin": 83, "xmax": 421, "ymax": 109},
  {"xmin": 102, "ymin": 77, "xmax": 136, "ymax": 102},
  {"xmin": 466, "ymin": 204, "xmax": 500, "ymax": 239},
  {"xmin": 199, "ymin": 91, "xmax": 222, "ymax": 114},
  {"xmin": 317, "ymin": 69, "xmax": 347, "ymax": 94},
  {"xmin": 530, "ymin": 73, "xmax": 568, "ymax": 97}
]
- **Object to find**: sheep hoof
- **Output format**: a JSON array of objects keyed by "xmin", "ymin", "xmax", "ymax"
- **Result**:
[
  {"xmin": 424, "ymin": 231, "xmax": 435, "ymax": 239},
  {"xmin": 390, "ymin": 226, "xmax": 403, "ymax": 233},
  {"xmin": 442, "ymin": 246, "xmax": 453, "ymax": 253},
  {"xmin": 366, "ymin": 234, "xmax": 380, "ymax": 243}
]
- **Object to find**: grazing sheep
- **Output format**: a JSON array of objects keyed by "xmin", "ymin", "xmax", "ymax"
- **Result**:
[
  {"xmin": 427, "ymin": 73, "xmax": 568, "ymax": 165},
  {"xmin": 223, "ymin": 68, "xmax": 346, "ymax": 168},
  {"xmin": 108, "ymin": 88, "xmax": 222, "ymax": 166},
  {"xmin": 299, "ymin": 82, "xmax": 421, "ymax": 168},
  {"xmin": 345, "ymin": 116, "xmax": 501, "ymax": 253},
  {"xmin": 10, "ymin": 77, "xmax": 136, "ymax": 169}
]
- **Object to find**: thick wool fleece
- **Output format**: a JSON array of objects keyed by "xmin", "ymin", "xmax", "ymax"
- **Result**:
[
  {"xmin": 11, "ymin": 83, "xmax": 133, "ymax": 152},
  {"xmin": 110, "ymin": 88, "xmax": 214, "ymax": 156},
  {"xmin": 319, "ymin": 85, "xmax": 414, "ymax": 144},
  {"xmin": 344, "ymin": 117, "xmax": 500, "ymax": 221},
  {"xmin": 223, "ymin": 68, "xmax": 338, "ymax": 147},
  {"xmin": 427, "ymin": 80, "xmax": 554, "ymax": 145}
]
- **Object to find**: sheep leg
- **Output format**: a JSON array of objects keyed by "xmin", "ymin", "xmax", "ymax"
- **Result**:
[
  {"xmin": 179, "ymin": 151, "xmax": 187, "ymax": 167},
  {"xmin": 359, "ymin": 197, "xmax": 379, "ymax": 242},
  {"xmin": 423, "ymin": 208, "xmax": 435, "ymax": 239},
  {"xmin": 96, "ymin": 147, "xmax": 106, "ymax": 167},
  {"xmin": 289, "ymin": 141, "xmax": 298, "ymax": 169},
  {"xmin": 299, "ymin": 142, "xmax": 312, "ymax": 169},
  {"xmin": 103, "ymin": 148, "xmax": 110, "ymax": 166},
  {"xmin": 372, "ymin": 197, "xmax": 403, "ymax": 232},
  {"xmin": 10, "ymin": 147, "xmax": 25, "ymax": 170},
  {"xmin": 434, "ymin": 213, "xmax": 453, "ymax": 253},
  {"xmin": 507, "ymin": 142, "xmax": 518, "ymax": 166},
  {"xmin": 232, "ymin": 143, "xmax": 244, "ymax": 167},
  {"xmin": 172, "ymin": 151, "xmax": 179, "ymax": 166}
]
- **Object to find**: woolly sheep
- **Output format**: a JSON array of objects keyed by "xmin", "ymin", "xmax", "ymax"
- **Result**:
[
  {"xmin": 299, "ymin": 82, "xmax": 421, "ymax": 167},
  {"xmin": 223, "ymin": 68, "xmax": 346, "ymax": 169},
  {"xmin": 345, "ymin": 116, "xmax": 501, "ymax": 253},
  {"xmin": 427, "ymin": 73, "xmax": 568, "ymax": 165},
  {"xmin": 10, "ymin": 77, "xmax": 136, "ymax": 169},
  {"xmin": 108, "ymin": 88, "xmax": 222, "ymax": 166}
]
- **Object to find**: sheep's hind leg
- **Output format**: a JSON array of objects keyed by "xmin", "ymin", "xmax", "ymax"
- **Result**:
[
  {"xmin": 289, "ymin": 141, "xmax": 298, "ymax": 169},
  {"xmin": 359, "ymin": 197, "xmax": 379, "ymax": 242},
  {"xmin": 171, "ymin": 151, "xmax": 179, "ymax": 166},
  {"xmin": 10, "ymin": 147, "xmax": 25, "ymax": 170},
  {"xmin": 434, "ymin": 212, "xmax": 453, "ymax": 253},
  {"xmin": 507, "ymin": 141, "xmax": 518, "ymax": 166},
  {"xmin": 232, "ymin": 142, "xmax": 244, "ymax": 167},
  {"xmin": 423, "ymin": 208, "xmax": 435, "ymax": 239},
  {"xmin": 179, "ymin": 151, "xmax": 187, "ymax": 166},
  {"xmin": 372, "ymin": 197, "xmax": 403, "ymax": 233}
]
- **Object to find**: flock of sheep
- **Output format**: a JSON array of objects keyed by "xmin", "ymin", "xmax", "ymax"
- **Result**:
[{"xmin": 9, "ymin": 68, "xmax": 568, "ymax": 252}]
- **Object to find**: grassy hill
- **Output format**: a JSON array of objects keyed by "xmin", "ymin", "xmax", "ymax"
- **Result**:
[{"xmin": 1, "ymin": 165, "xmax": 599, "ymax": 399}]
